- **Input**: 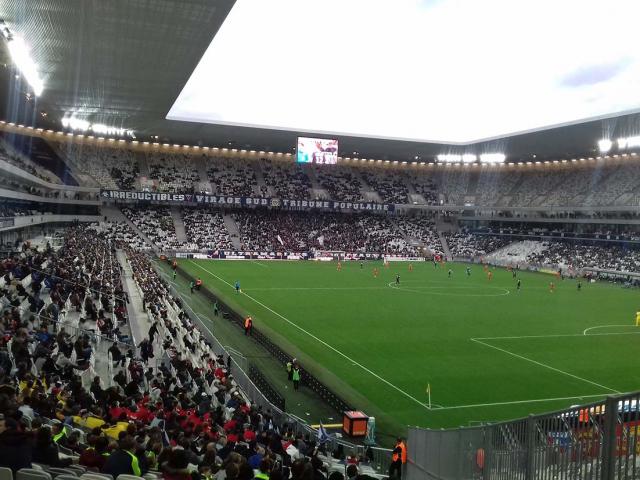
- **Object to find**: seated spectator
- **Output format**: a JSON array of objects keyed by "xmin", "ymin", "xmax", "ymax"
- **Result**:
[
  {"xmin": 0, "ymin": 415, "xmax": 33, "ymax": 473},
  {"xmin": 33, "ymin": 426, "xmax": 73, "ymax": 467},
  {"xmin": 102, "ymin": 435, "xmax": 143, "ymax": 477},
  {"xmin": 80, "ymin": 435, "xmax": 110, "ymax": 470}
]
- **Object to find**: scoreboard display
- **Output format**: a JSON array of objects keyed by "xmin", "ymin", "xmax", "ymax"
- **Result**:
[{"xmin": 297, "ymin": 137, "xmax": 338, "ymax": 165}]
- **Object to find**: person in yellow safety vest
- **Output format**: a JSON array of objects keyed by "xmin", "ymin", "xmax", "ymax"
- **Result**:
[
  {"xmin": 244, "ymin": 316, "xmax": 253, "ymax": 336},
  {"xmin": 51, "ymin": 423, "xmax": 67, "ymax": 444},
  {"xmin": 102, "ymin": 435, "xmax": 142, "ymax": 478},
  {"xmin": 292, "ymin": 365, "xmax": 301, "ymax": 391},
  {"xmin": 389, "ymin": 437, "xmax": 407, "ymax": 478},
  {"xmin": 635, "ymin": 311, "xmax": 640, "ymax": 326},
  {"xmin": 254, "ymin": 458, "xmax": 273, "ymax": 480}
]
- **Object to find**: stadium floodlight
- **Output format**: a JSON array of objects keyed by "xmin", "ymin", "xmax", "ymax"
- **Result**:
[
  {"xmin": 5, "ymin": 35, "xmax": 44, "ymax": 96},
  {"xmin": 617, "ymin": 136, "xmax": 640, "ymax": 150},
  {"xmin": 479, "ymin": 153, "xmax": 506, "ymax": 163},
  {"xmin": 598, "ymin": 139, "xmax": 612, "ymax": 153},
  {"xmin": 461, "ymin": 154, "xmax": 477, "ymax": 163},
  {"xmin": 437, "ymin": 154, "xmax": 463, "ymax": 163},
  {"xmin": 62, "ymin": 115, "xmax": 135, "ymax": 138}
]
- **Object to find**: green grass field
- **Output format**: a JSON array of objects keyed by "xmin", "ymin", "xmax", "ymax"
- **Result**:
[{"xmin": 176, "ymin": 259, "xmax": 640, "ymax": 434}]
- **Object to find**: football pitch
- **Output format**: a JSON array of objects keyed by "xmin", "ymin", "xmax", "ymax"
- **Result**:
[{"xmin": 176, "ymin": 259, "xmax": 640, "ymax": 433}]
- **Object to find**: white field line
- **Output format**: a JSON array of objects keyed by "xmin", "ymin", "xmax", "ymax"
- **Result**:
[
  {"xmin": 249, "ymin": 260, "xmax": 268, "ymax": 268},
  {"xmin": 246, "ymin": 286, "xmax": 388, "ymax": 291},
  {"xmin": 583, "ymin": 325, "xmax": 640, "ymax": 335},
  {"xmin": 476, "ymin": 331, "xmax": 640, "ymax": 341},
  {"xmin": 431, "ymin": 393, "xmax": 614, "ymax": 411},
  {"xmin": 388, "ymin": 282, "xmax": 510, "ymax": 297},
  {"xmin": 470, "ymin": 338, "xmax": 621, "ymax": 394},
  {"xmin": 188, "ymin": 260, "xmax": 432, "ymax": 411}
]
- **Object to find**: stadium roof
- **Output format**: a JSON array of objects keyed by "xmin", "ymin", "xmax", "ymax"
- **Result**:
[{"xmin": 2, "ymin": 0, "xmax": 640, "ymax": 162}]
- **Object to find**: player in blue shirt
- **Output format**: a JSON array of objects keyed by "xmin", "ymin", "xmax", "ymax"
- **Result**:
[{"xmin": 235, "ymin": 280, "xmax": 241, "ymax": 294}]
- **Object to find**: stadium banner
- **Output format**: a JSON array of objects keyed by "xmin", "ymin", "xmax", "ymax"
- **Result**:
[
  {"xmin": 175, "ymin": 251, "xmax": 310, "ymax": 260},
  {"xmin": 100, "ymin": 190, "xmax": 395, "ymax": 212},
  {"xmin": 174, "ymin": 251, "xmax": 384, "ymax": 260},
  {"xmin": 384, "ymin": 255, "xmax": 427, "ymax": 262}
]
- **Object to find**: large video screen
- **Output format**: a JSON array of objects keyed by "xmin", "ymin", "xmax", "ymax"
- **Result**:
[{"xmin": 297, "ymin": 137, "xmax": 338, "ymax": 165}]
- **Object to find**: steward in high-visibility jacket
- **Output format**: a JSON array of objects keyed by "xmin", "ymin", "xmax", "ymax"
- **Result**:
[
  {"xmin": 254, "ymin": 459, "xmax": 273, "ymax": 480},
  {"xmin": 244, "ymin": 316, "xmax": 253, "ymax": 336},
  {"xmin": 103, "ymin": 436, "xmax": 142, "ymax": 478},
  {"xmin": 51, "ymin": 424, "xmax": 67, "ymax": 444},
  {"xmin": 389, "ymin": 437, "xmax": 406, "ymax": 478}
]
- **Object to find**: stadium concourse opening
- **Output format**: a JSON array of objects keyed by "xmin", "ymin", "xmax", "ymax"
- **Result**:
[{"xmin": 5, "ymin": 0, "xmax": 640, "ymax": 476}]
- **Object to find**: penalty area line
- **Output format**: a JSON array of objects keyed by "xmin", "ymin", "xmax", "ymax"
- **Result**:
[
  {"xmin": 187, "ymin": 260, "xmax": 433, "ymax": 411},
  {"xmin": 475, "ymin": 331, "xmax": 640, "ymax": 341},
  {"xmin": 431, "ymin": 393, "xmax": 614, "ymax": 411},
  {"xmin": 470, "ymin": 338, "xmax": 621, "ymax": 394},
  {"xmin": 583, "ymin": 325, "xmax": 640, "ymax": 335}
]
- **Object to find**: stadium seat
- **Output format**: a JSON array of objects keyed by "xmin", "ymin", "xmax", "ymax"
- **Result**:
[
  {"xmin": 80, "ymin": 474, "xmax": 112, "ymax": 480},
  {"xmin": 45, "ymin": 469, "xmax": 77, "ymax": 478},
  {"xmin": 116, "ymin": 475, "xmax": 145, "ymax": 480},
  {"xmin": 0, "ymin": 467, "xmax": 13, "ymax": 480},
  {"xmin": 17, "ymin": 469, "xmax": 52, "ymax": 480},
  {"xmin": 64, "ymin": 468, "xmax": 85, "ymax": 476}
]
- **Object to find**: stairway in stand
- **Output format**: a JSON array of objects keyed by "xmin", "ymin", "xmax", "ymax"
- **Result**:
[
  {"xmin": 170, "ymin": 206, "xmax": 188, "ymax": 243},
  {"xmin": 223, "ymin": 214, "xmax": 242, "ymax": 249}
]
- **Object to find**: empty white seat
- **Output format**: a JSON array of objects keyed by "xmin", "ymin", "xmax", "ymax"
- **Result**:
[
  {"xmin": 116, "ymin": 476, "xmax": 145, "ymax": 480},
  {"xmin": 17, "ymin": 469, "xmax": 52, "ymax": 480},
  {"xmin": 0, "ymin": 467, "xmax": 13, "ymax": 480}
]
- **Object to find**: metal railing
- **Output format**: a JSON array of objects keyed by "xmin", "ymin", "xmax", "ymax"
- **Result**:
[{"xmin": 407, "ymin": 391, "xmax": 640, "ymax": 480}]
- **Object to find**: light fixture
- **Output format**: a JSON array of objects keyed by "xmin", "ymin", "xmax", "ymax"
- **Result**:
[
  {"xmin": 598, "ymin": 139, "xmax": 612, "ymax": 153},
  {"xmin": 5, "ymin": 33, "xmax": 44, "ymax": 96},
  {"xmin": 479, "ymin": 153, "xmax": 506, "ymax": 163},
  {"xmin": 617, "ymin": 136, "xmax": 640, "ymax": 150},
  {"xmin": 62, "ymin": 115, "xmax": 135, "ymax": 138}
]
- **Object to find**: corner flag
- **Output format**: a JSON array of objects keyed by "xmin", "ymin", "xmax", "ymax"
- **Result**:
[{"xmin": 317, "ymin": 422, "xmax": 330, "ymax": 445}]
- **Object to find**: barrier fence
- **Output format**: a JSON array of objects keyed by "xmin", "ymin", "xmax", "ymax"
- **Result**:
[
  {"xmin": 249, "ymin": 363, "xmax": 286, "ymax": 411},
  {"xmin": 407, "ymin": 391, "xmax": 640, "ymax": 480}
]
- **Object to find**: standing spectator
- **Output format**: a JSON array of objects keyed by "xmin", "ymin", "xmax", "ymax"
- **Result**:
[{"xmin": 149, "ymin": 321, "xmax": 159, "ymax": 344}]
